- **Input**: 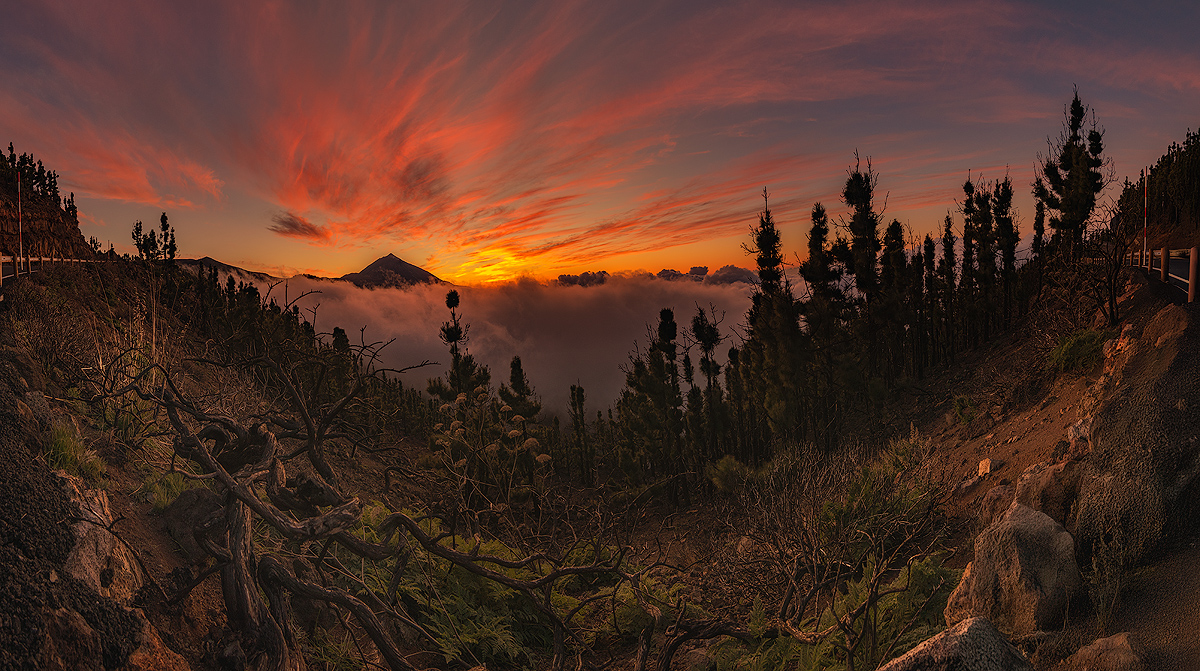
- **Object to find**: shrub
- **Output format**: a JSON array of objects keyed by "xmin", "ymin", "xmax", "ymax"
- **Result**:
[
  {"xmin": 953, "ymin": 395, "xmax": 975, "ymax": 425},
  {"xmin": 706, "ymin": 454, "xmax": 750, "ymax": 493},
  {"xmin": 720, "ymin": 432, "xmax": 950, "ymax": 670},
  {"xmin": 1088, "ymin": 527, "xmax": 1126, "ymax": 635},
  {"xmin": 44, "ymin": 422, "xmax": 106, "ymax": 482},
  {"xmin": 145, "ymin": 471, "xmax": 200, "ymax": 511},
  {"xmin": 1050, "ymin": 329, "xmax": 1114, "ymax": 373},
  {"xmin": 297, "ymin": 629, "xmax": 359, "ymax": 671}
]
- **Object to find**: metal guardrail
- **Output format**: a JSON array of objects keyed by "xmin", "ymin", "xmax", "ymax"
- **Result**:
[
  {"xmin": 0, "ymin": 255, "xmax": 95, "ymax": 288},
  {"xmin": 1128, "ymin": 246, "xmax": 1198, "ymax": 303}
]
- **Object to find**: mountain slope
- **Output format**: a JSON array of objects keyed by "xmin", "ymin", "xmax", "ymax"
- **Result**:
[
  {"xmin": 338, "ymin": 253, "xmax": 442, "ymax": 288},
  {"xmin": 179, "ymin": 256, "xmax": 278, "ymax": 282}
]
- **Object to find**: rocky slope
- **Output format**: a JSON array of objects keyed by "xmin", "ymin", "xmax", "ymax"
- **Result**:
[
  {"xmin": 0, "ymin": 192, "xmax": 92, "ymax": 260},
  {"xmin": 0, "ymin": 348, "xmax": 188, "ymax": 670},
  {"xmin": 904, "ymin": 270, "xmax": 1200, "ymax": 670}
]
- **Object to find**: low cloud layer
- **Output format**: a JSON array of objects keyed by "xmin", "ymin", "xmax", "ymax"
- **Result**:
[{"xmin": 262, "ymin": 274, "xmax": 754, "ymax": 415}]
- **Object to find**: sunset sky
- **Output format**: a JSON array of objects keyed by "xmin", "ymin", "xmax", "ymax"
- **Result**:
[{"xmin": 2, "ymin": 1, "xmax": 1197, "ymax": 283}]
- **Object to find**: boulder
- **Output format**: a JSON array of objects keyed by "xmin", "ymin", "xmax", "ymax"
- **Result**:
[
  {"xmin": 943, "ymin": 562, "xmax": 975, "ymax": 627},
  {"xmin": 1057, "ymin": 632, "xmax": 1147, "ymax": 671},
  {"xmin": 57, "ymin": 472, "xmax": 143, "ymax": 604},
  {"xmin": 945, "ymin": 503, "xmax": 1081, "ymax": 637},
  {"xmin": 1014, "ymin": 460, "xmax": 1081, "ymax": 528},
  {"xmin": 878, "ymin": 617, "xmax": 1030, "ymax": 671},
  {"xmin": 979, "ymin": 485, "xmax": 1014, "ymax": 530}
]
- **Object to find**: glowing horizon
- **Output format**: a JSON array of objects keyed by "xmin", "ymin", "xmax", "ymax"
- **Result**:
[{"xmin": 3, "ymin": 1, "xmax": 1198, "ymax": 283}]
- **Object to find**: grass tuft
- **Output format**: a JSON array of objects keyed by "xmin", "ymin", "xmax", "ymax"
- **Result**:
[{"xmin": 45, "ymin": 423, "xmax": 107, "ymax": 482}]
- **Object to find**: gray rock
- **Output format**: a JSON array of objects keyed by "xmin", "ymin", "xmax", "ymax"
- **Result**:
[
  {"xmin": 1059, "ymin": 632, "xmax": 1147, "ymax": 671},
  {"xmin": 1014, "ymin": 459, "xmax": 1081, "ymax": 528},
  {"xmin": 878, "ymin": 617, "xmax": 1030, "ymax": 670},
  {"xmin": 56, "ymin": 472, "xmax": 143, "ymax": 604},
  {"xmin": 945, "ymin": 503, "xmax": 1081, "ymax": 637},
  {"xmin": 979, "ymin": 485, "xmax": 1014, "ymax": 530},
  {"xmin": 944, "ymin": 562, "xmax": 975, "ymax": 628}
]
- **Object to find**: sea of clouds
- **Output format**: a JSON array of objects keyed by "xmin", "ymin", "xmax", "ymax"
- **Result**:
[{"xmin": 255, "ymin": 273, "xmax": 756, "ymax": 415}]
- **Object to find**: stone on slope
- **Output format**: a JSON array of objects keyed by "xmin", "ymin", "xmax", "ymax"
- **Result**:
[
  {"xmin": 57, "ymin": 472, "xmax": 143, "ymax": 604},
  {"xmin": 878, "ymin": 617, "xmax": 1030, "ymax": 671},
  {"xmin": 945, "ymin": 503, "xmax": 1081, "ymax": 637},
  {"xmin": 979, "ymin": 485, "xmax": 1014, "ymax": 530},
  {"xmin": 1014, "ymin": 459, "xmax": 1081, "ymax": 528},
  {"xmin": 1057, "ymin": 632, "xmax": 1147, "ymax": 671}
]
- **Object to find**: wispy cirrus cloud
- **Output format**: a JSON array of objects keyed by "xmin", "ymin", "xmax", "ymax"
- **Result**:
[{"xmin": 2, "ymin": 0, "xmax": 1198, "ymax": 279}]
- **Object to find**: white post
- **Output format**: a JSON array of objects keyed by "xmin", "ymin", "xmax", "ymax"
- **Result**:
[
  {"xmin": 1190, "ymin": 247, "xmax": 1198, "ymax": 304},
  {"xmin": 1143, "ymin": 168, "xmax": 1148, "ymax": 269},
  {"xmin": 17, "ymin": 170, "xmax": 22, "ymax": 276}
]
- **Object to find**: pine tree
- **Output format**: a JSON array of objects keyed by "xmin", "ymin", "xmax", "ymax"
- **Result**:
[
  {"xmin": 842, "ymin": 158, "xmax": 883, "ymax": 376},
  {"xmin": 993, "ymin": 175, "xmax": 1019, "ymax": 325},
  {"xmin": 569, "ymin": 384, "xmax": 592, "ymax": 487},
  {"xmin": 938, "ymin": 215, "xmax": 957, "ymax": 361},
  {"xmin": 922, "ymin": 234, "xmax": 939, "ymax": 368},
  {"xmin": 498, "ymin": 356, "xmax": 541, "ymax": 420},
  {"xmin": 690, "ymin": 306, "xmax": 725, "ymax": 463},
  {"xmin": 741, "ymin": 191, "xmax": 802, "ymax": 447},
  {"xmin": 1033, "ymin": 89, "xmax": 1108, "ymax": 260},
  {"xmin": 843, "ymin": 158, "xmax": 881, "ymax": 302},
  {"xmin": 428, "ymin": 290, "xmax": 490, "ymax": 403},
  {"xmin": 878, "ymin": 219, "xmax": 908, "ymax": 382}
]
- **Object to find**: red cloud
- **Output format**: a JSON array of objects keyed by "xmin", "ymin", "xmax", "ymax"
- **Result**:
[{"xmin": 3, "ymin": 1, "xmax": 1198, "ymax": 279}]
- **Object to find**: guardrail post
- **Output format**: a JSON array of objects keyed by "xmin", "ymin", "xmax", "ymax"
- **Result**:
[
  {"xmin": 1161, "ymin": 247, "xmax": 1169, "ymax": 282},
  {"xmin": 1191, "ymin": 247, "xmax": 1198, "ymax": 304}
]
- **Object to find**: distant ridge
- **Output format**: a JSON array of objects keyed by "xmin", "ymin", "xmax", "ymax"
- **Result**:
[
  {"xmin": 339, "ymin": 253, "xmax": 442, "ymax": 288},
  {"xmin": 180, "ymin": 256, "xmax": 278, "ymax": 282}
]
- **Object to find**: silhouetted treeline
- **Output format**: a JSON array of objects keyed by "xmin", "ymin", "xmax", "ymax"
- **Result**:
[
  {"xmin": 556, "ymin": 164, "xmax": 1046, "ymax": 490},
  {"xmin": 1117, "ymin": 128, "xmax": 1200, "ymax": 242},
  {"xmin": 552, "ymin": 92, "xmax": 1119, "ymax": 490},
  {"xmin": 1, "ymin": 143, "xmax": 78, "ymax": 220}
]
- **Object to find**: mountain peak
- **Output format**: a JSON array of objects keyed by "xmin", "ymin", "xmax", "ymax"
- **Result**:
[{"xmin": 339, "ymin": 254, "xmax": 442, "ymax": 288}]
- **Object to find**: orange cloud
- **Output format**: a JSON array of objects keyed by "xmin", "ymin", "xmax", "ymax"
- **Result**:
[{"xmin": 3, "ymin": 1, "xmax": 1199, "ymax": 280}]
